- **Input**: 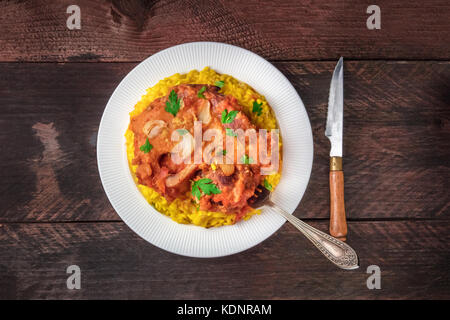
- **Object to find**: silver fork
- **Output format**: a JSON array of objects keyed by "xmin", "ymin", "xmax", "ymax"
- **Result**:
[{"xmin": 250, "ymin": 187, "xmax": 359, "ymax": 270}]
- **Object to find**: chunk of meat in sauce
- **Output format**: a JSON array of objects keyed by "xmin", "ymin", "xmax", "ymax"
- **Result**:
[
  {"xmin": 196, "ymin": 164, "xmax": 261, "ymax": 220},
  {"xmin": 129, "ymin": 84, "xmax": 269, "ymax": 215}
]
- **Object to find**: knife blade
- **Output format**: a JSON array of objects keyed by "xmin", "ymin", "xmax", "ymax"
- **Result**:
[
  {"xmin": 325, "ymin": 57, "xmax": 343, "ymax": 157},
  {"xmin": 326, "ymin": 57, "xmax": 347, "ymax": 241}
]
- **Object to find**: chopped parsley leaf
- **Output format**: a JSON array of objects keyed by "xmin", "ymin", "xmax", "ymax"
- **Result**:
[
  {"xmin": 214, "ymin": 80, "xmax": 225, "ymax": 88},
  {"xmin": 252, "ymin": 101, "xmax": 263, "ymax": 116},
  {"xmin": 191, "ymin": 178, "xmax": 221, "ymax": 200},
  {"xmin": 139, "ymin": 138, "xmax": 153, "ymax": 153},
  {"xmin": 198, "ymin": 86, "xmax": 207, "ymax": 99},
  {"xmin": 226, "ymin": 128, "xmax": 237, "ymax": 137},
  {"xmin": 176, "ymin": 128, "xmax": 188, "ymax": 136},
  {"xmin": 221, "ymin": 109, "xmax": 239, "ymax": 124},
  {"xmin": 264, "ymin": 178, "xmax": 273, "ymax": 191},
  {"xmin": 165, "ymin": 90, "xmax": 181, "ymax": 116},
  {"xmin": 240, "ymin": 154, "xmax": 253, "ymax": 165}
]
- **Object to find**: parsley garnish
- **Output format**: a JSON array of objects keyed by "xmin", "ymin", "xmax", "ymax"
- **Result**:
[
  {"xmin": 216, "ymin": 149, "xmax": 227, "ymax": 156},
  {"xmin": 176, "ymin": 129, "xmax": 188, "ymax": 136},
  {"xmin": 139, "ymin": 138, "xmax": 153, "ymax": 154},
  {"xmin": 165, "ymin": 90, "xmax": 181, "ymax": 116},
  {"xmin": 221, "ymin": 109, "xmax": 239, "ymax": 124},
  {"xmin": 241, "ymin": 154, "xmax": 253, "ymax": 165},
  {"xmin": 191, "ymin": 178, "xmax": 222, "ymax": 200},
  {"xmin": 215, "ymin": 80, "xmax": 225, "ymax": 88},
  {"xmin": 226, "ymin": 128, "xmax": 237, "ymax": 137},
  {"xmin": 252, "ymin": 101, "xmax": 263, "ymax": 116},
  {"xmin": 264, "ymin": 178, "xmax": 273, "ymax": 191},
  {"xmin": 198, "ymin": 86, "xmax": 207, "ymax": 99}
]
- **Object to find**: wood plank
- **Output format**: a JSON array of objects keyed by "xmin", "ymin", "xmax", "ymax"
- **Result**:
[
  {"xmin": 0, "ymin": 63, "xmax": 134, "ymax": 222},
  {"xmin": 0, "ymin": 61, "xmax": 448, "ymax": 222},
  {"xmin": 0, "ymin": 220, "xmax": 448, "ymax": 299},
  {"xmin": 0, "ymin": 0, "xmax": 449, "ymax": 62}
]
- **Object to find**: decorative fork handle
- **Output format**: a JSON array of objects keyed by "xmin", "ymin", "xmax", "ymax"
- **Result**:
[{"xmin": 266, "ymin": 201, "xmax": 359, "ymax": 270}]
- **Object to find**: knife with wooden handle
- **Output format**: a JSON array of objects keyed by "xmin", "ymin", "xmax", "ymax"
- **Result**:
[{"xmin": 326, "ymin": 57, "xmax": 348, "ymax": 241}]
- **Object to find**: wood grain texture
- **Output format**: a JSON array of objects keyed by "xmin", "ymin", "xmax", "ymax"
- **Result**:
[
  {"xmin": 0, "ymin": 61, "xmax": 449, "ymax": 222},
  {"xmin": 0, "ymin": 220, "xmax": 448, "ymax": 299},
  {"xmin": 0, "ymin": 0, "xmax": 449, "ymax": 62},
  {"xmin": 329, "ymin": 170, "xmax": 347, "ymax": 241}
]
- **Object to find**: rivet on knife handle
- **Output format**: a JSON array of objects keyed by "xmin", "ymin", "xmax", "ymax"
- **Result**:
[{"xmin": 329, "ymin": 156, "xmax": 347, "ymax": 241}]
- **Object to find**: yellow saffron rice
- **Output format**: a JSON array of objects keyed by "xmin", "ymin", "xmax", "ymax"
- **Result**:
[{"xmin": 125, "ymin": 67, "xmax": 282, "ymax": 228}]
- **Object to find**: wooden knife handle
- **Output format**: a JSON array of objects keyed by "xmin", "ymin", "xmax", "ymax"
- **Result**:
[{"xmin": 329, "ymin": 157, "xmax": 347, "ymax": 241}]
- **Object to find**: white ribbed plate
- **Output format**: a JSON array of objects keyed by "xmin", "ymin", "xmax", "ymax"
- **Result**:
[{"xmin": 97, "ymin": 42, "xmax": 313, "ymax": 257}]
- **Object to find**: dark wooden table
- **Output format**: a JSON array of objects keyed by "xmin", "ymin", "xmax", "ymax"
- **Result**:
[{"xmin": 0, "ymin": 0, "xmax": 449, "ymax": 299}]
